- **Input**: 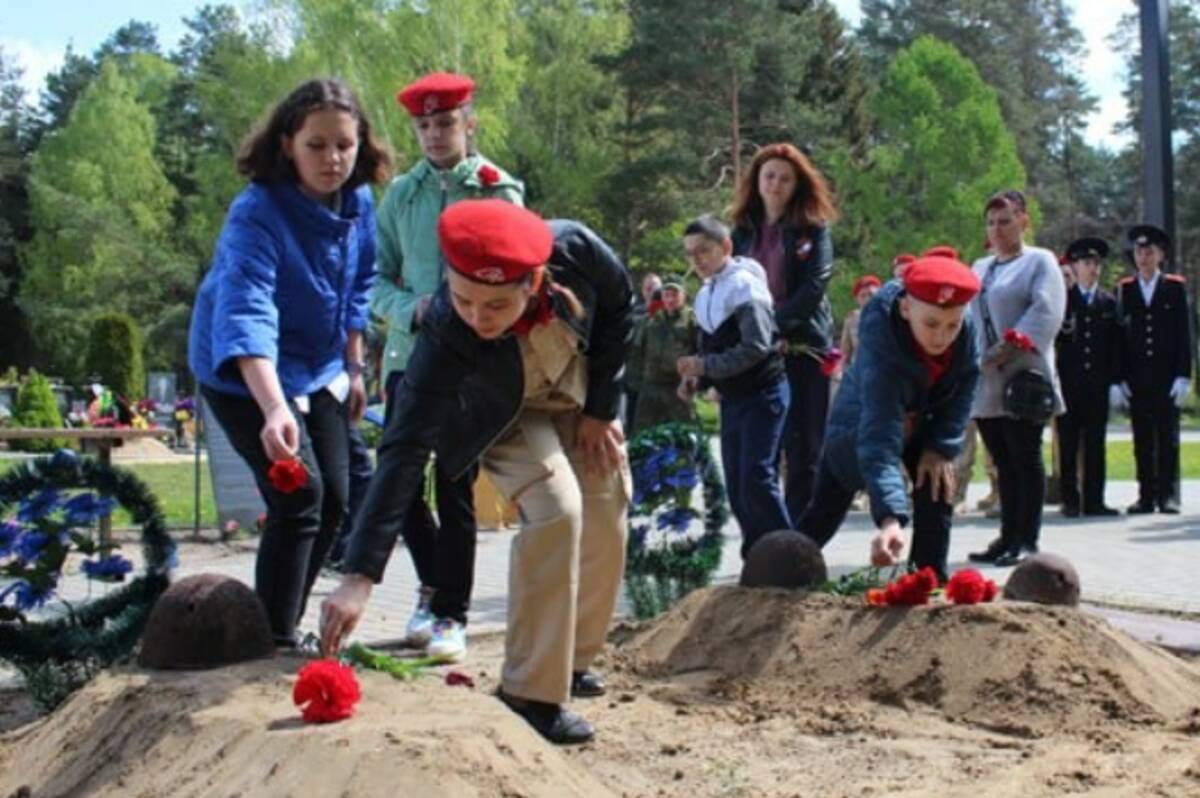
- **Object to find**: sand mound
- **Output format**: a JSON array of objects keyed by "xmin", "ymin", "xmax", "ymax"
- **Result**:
[
  {"xmin": 0, "ymin": 658, "xmax": 615, "ymax": 798},
  {"xmin": 624, "ymin": 588, "xmax": 1200, "ymax": 738}
]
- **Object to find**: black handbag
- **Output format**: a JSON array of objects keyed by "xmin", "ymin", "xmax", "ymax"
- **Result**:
[
  {"xmin": 980, "ymin": 258, "xmax": 1056, "ymax": 424},
  {"xmin": 1002, "ymin": 368, "xmax": 1055, "ymax": 423}
]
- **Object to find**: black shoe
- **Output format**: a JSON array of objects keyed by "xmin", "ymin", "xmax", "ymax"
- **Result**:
[
  {"xmin": 1061, "ymin": 503, "xmax": 1081, "ymax": 518},
  {"xmin": 571, "ymin": 670, "xmax": 607, "ymax": 698},
  {"xmin": 1082, "ymin": 505, "xmax": 1119, "ymax": 517},
  {"xmin": 1127, "ymin": 501, "xmax": 1156, "ymax": 514},
  {"xmin": 1159, "ymin": 501, "xmax": 1181, "ymax": 515},
  {"xmin": 967, "ymin": 538, "xmax": 1008, "ymax": 563},
  {"xmin": 498, "ymin": 690, "xmax": 595, "ymax": 745}
]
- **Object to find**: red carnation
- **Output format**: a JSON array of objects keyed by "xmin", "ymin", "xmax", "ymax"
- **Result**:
[
  {"xmin": 445, "ymin": 670, "xmax": 476, "ymax": 688},
  {"xmin": 293, "ymin": 659, "xmax": 361, "ymax": 724},
  {"xmin": 913, "ymin": 566, "xmax": 939, "ymax": 593},
  {"xmin": 1002, "ymin": 328, "xmax": 1035, "ymax": 352},
  {"xmin": 477, "ymin": 164, "xmax": 501, "ymax": 187},
  {"xmin": 820, "ymin": 347, "xmax": 843, "ymax": 377},
  {"xmin": 945, "ymin": 568, "xmax": 999, "ymax": 605},
  {"xmin": 268, "ymin": 458, "xmax": 308, "ymax": 494},
  {"xmin": 869, "ymin": 567, "xmax": 940, "ymax": 607}
]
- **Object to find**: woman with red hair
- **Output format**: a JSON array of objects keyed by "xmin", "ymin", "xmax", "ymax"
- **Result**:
[{"xmin": 730, "ymin": 143, "xmax": 839, "ymax": 526}]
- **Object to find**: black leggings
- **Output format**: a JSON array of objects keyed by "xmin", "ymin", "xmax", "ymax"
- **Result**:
[
  {"xmin": 202, "ymin": 386, "xmax": 349, "ymax": 644},
  {"xmin": 977, "ymin": 417, "xmax": 1045, "ymax": 550},
  {"xmin": 383, "ymin": 371, "xmax": 478, "ymax": 624}
]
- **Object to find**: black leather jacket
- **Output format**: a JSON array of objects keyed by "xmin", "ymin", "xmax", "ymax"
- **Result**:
[
  {"xmin": 731, "ymin": 223, "xmax": 834, "ymax": 350},
  {"xmin": 343, "ymin": 220, "xmax": 634, "ymax": 581}
]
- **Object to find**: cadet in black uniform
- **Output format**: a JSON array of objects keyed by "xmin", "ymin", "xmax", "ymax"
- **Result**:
[
  {"xmin": 1055, "ymin": 237, "xmax": 1120, "ymax": 516},
  {"xmin": 1115, "ymin": 224, "xmax": 1192, "ymax": 514}
]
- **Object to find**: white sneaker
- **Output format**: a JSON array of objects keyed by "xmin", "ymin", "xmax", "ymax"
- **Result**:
[
  {"xmin": 406, "ymin": 587, "xmax": 435, "ymax": 646},
  {"xmin": 426, "ymin": 618, "xmax": 467, "ymax": 663}
]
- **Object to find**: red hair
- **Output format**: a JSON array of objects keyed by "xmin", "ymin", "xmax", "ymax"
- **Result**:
[{"xmin": 731, "ymin": 143, "xmax": 838, "ymax": 230}]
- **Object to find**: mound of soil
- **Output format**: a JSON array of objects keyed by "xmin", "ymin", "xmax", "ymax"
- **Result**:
[
  {"xmin": 624, "ymin": 588, "xmax": 1200, "ymax": 738},
  {"xmin": 0, "ymin": 658, "xmax": 614, "ymax": 798}
]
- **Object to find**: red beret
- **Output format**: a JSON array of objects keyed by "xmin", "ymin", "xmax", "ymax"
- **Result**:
[
  {"xmin": 852, "ymin": 275, "xmax": 882, "ymax": 296},
  {"xmin": 892, "ymin": 253, "xmax": 916, "ymax": 269},
  {"xmin": 921, "ymin": 245, "xmax": 960, "ymax": 260},
  {"xmin": 397, "ymin": 72, "xmax": 475, "ymax": 117},
  {"xmin": 903, "ymin": 255, "xmax": 980, "ymax": 307},
  {"xmin": 438, "ymin": 200, "xmax": 553, "ymax": 284}
]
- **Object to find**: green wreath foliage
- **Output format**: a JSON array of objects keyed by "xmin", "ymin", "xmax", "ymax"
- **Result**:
[
  {"xmin": 625, "ymin": 422, "xmax": 729, "ymax": 618},
  {"xmin": 0, "ymin": 450, "xmax": 175, "ymax": 709}
]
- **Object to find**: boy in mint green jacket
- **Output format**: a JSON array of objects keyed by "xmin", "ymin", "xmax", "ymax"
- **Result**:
[{"xmin": 371, "ymin": 72, "xmax": 523, "ymax": 662}]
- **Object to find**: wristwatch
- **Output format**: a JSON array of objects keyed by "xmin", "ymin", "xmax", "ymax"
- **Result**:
[{"xmin": 346, "ymin": 360, "xmax": 367, "ymax": 377}]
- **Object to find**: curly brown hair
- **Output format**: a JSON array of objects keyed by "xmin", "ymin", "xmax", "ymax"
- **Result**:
[
  {"xmin": 730, "ymin": 143, "xmax": 838, "ymax": 230},
  {"xmin": 237, "ymin": 79, "xmax": 392, "ymax": 189}
]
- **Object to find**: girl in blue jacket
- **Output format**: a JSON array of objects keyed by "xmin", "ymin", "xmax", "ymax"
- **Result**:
[{"xmin": 188, "ymin": 79, "xmax": 392, "ymax": 647}]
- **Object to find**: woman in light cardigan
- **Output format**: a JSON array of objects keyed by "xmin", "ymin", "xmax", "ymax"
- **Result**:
[{"xmin": 967, "ymin": 190, "xmax": 1065, "ymax": 567}]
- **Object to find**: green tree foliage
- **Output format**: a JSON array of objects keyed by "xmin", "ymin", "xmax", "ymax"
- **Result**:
[
  {"xmin": 5, "ymin": 0, "xmax": 1178, "ymax": 384},
  {"xmin": 86, "ymin": 313, "xmax": 146, "ymax": 401},
  {"xmin": 835, "ymin": 36, "xmax": 1026, "ymax": 269},
  {"xmin": 21, "ymin": 60, "xmax": 186, "ymax": 379},
  {"xmin": 507, "ymin": 0, "xmax": 629, "ymax": 228},
  {"xmin": 0, "ymin": 47, "xmax": 36, "ymax": 370},
  {"xmin": 857, "ymin": 0, "xmax": 1096, "ymax": 246},
  {"xmin": 11, "ymin": 370, "xmax": 65, "ymax": 452},
  {"xmin": 602, "ymin": 0, "xmax": 869, "ymax": 268},
  {"xmin": 276, "ymin": 0, "xmax": 524, "ymax": 164}
]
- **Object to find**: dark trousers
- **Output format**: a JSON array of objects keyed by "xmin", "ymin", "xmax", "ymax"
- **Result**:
[
  {"xmin": 1129, "ymin": 388, "xmax": 1181, "ymax": 507},
  {"xmin": 202, "ymin": 386, "xmax": 349, "ymax": 644},
  {"xmin": 800, "ymin": 438, "xmax": 953, "ymax": 581},
  {"xmin": 1057, "ymin": 387, "xmax": 1109, "ymax": 510},
  {"xmin": 329, "ymin": 424, "xmax": 375, "ymax": 563},
  {"xmin": 384, "ymin": 371, "xmax": 477, "ymax": 624},
  {"xmin": 977, "ymin": 417, "xmax": 1045, "ymax": 551},
  {"xmin": 720, "ymin": 377, "xmax": 792, "ymax": 557},
  {"xmin": 782, "ymin": 354, "xmax": 830, "ymax": 523}
]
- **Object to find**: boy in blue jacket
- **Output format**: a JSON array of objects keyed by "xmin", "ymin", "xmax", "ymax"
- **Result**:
[{"xmin": 798, "ymin": 252, "xmax": 981, "ymax": 581}]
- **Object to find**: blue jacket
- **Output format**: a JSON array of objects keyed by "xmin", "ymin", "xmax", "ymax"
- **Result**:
[
  {"xmin": 824, "ymin": 281, "xmax": 980, "ymax": 527},
  {"xmin": 189, "ymin": 182, "xmax": 377, "ymax": 398}
]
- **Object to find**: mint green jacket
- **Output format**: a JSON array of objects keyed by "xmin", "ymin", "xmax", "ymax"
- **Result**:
[{"xmin": 372, "ymin": 154, "xmax": 523, "ymax": 378}]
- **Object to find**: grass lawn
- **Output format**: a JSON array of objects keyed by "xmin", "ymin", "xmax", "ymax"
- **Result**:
[
  {"xmin": 0, "ymin": 458, "xmax": 218, "ymax": 529},
  {"xmin": 972, "ymin": 440, "xmax": 1200, "ymax": 483},
  {"xmin": 2, "ymin": 436, "xmax": 1198, "ymax": 530}
]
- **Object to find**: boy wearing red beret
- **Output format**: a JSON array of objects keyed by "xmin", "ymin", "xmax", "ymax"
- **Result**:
[
  {"xmin": 323, "ymin": 200, "xmax": 633, "ymax": 746},
  {"xmin": 797, "ymin": 253, "xmax": 981, "ymax": 581}
]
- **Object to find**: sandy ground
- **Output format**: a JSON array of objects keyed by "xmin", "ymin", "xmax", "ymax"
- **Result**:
[{"xmin": 2, "ymin": 588, "xmax": 1200, "ymax": 798}]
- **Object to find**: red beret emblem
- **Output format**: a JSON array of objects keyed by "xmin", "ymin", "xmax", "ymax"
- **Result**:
[
  {"xmin": 937, "ymin": 285, "xmax": 955, "ymax": 305},
  {"xmin": 795, "ymin": 237, "xmax": 813, "ymax": 258},
  {"xmin": 471, "ymin": 266, "xmax": 508, "ymax": 284},
  {"xmin": 423, "ymin": 94, "xmax": 440, "ymax": 115}
]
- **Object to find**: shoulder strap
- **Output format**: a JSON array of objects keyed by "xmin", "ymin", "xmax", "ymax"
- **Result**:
[{"xmin": 978, "ymin": 256, "xmax": 1001, "ymax": 348}]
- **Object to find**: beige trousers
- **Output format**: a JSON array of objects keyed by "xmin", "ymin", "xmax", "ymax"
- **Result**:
[{"xmin": 482, "ymin": 408, "xmax": 629, "ymax": 705}]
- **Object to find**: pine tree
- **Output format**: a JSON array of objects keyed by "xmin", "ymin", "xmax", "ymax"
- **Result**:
[
  {"xmin": 0, "ymin": 47, "xmax": 36, "ymax": 370},
  {"xmin": 835, "ymin": 36, "xmax": 1026, "ymax": 267},
  {"xmin": 11, "ymin": 370, "xmax": 65, "ymax": 452}
]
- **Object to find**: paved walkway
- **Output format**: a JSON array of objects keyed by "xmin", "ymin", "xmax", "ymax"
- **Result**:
[
  {"xmin": 132, "ymin": 479, "xmax": 1198, "ymax": 648},
  {"xmin": 14, "ymin": 479, "xmax": 1200, "ymax": 656}
]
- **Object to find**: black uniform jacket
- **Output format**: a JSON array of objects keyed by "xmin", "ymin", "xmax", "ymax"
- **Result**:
[{"xmin": 1116, "ymin": 273, "xmax": 1192, "ymax": 393}]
